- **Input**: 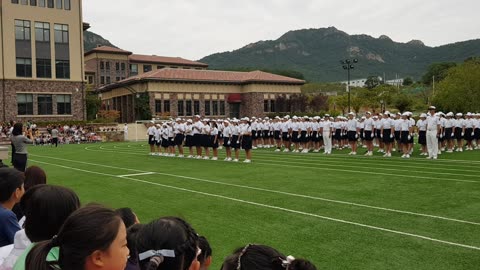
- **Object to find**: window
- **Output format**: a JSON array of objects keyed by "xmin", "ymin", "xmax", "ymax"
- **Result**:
[
  {"xmin": 55, "ymin": 0, "xmax": 62, "ymax": 9},
  {"xmin": 193, "ymin": 100, "xmax": 200, "ymax": 115},
  {"xmin": 105, "ymin": 62, "xmax": 110, "ymax": 70},
  {"xmin": 16, "ymin": 58, "xmax": 32, "ymax": 77},
  {"xmin": 115, "ymin": 77, "xmax": 120, "ymax": 82},
  {"xmin": 87, "ymin": 76, "xmax": 94, "ymax": 85},
  {"xmin": 163, "ymin": 100, "xmax": 170, "ymax": 113},
  {"xmin": 64, "ymin": 0, "xmax": 70, "ymax": 10},
  {"xmin": 186, "ymin": 100, "xmax": 192, "ymax": 116},
  {"xmin": 55, "ymin": 60, "xmax": 69, "ymax": 79},
  {"xmin": 38, "ymin": 95, "xmax": 53, "ymax": 115},
  {"xmin": 212, "ymin": 100, "xmax": 219, "ymax": 115},
  {"xmin": 121, "ymin": 63, "xmax": 125, "ymax": 71},
  {"xmin": 47, "ymin": 0, "xmax": 53, "ymax": 8},
  {"xmin": 12, "ymin": 0, "xmax": 19, "ymax": 4},
  {"xmin": 36, "ymin": 59, "xmax": 51, "ymax": 78},
  {"xmin": 35, "ymin": 22, "xmax": 50, "ymax": 42},
  {"xmin": 30, "ymin": 0, "xmax": 37, "ymax": 6},
  {"xmin": 54, "ymin": 24, "xmax": 68, "ymax": 43},
  {"xmin": 106, "ymin": 76, "xmax": 111, "ymax": 84},
  {"xmin": 157, "ymin": 65, "xmax": 165, "ymax": 69},
  {"xmin": 270, "ymin": 100, "xmax": 276, "ymax": 112},
  {"xmin": 115, "ymin": 62, "xmax": 120, "ymax": 71},
  {"xmin": 177, "ymin": 100, "xmax": 184, "ymax": 116},
  {"xmin": 264, "ymin": 100, "xmax": 269, "ymax": 112},
  {"xmin": 143, "ymin": 65, "xmax": 152, "ymax": 73},
  {"xmin": 57, "ymin": 95, "xmax": 71, "ymax": 114},
  {"xmin": 219, "ymin": 101, "xmax": 225, "ymax": 115},
  {"xmin": 100, "ymin": 61, "xmax": 105, "ymax": 70},
  {"xmin": 15, "ymin": 20, "xmax": 31, "ymax": 40},
  {"xmin": 100, "ymin": 76, "xmax": 105, "ymax": 85},
  {"xmin": 39, "ymin": 0, "xmax": 45, "ymax": 7},
  {"xmin": 17, "ymin": 94, "xmax": 33, "ymax": 115},
  {"xmin": 155, "ymin": 100, "xmax": 161, "ymax": 113},
  {"xmin": 130, "ymin": 64, "xmax": 138, "ymax": 76},
  {"xmin": 205, "ymin": 100, "xmax": 211, "ymax": 116}
]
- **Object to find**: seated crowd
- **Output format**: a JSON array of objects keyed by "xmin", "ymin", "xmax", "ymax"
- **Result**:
[{"xmin": 0, "ymin": 166, "xmax": 318, "ymax": 270}]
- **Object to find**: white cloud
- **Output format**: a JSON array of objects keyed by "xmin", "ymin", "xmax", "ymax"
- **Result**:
[{"xmin": 83, "ymin": 0, "xmax": 480, "ymax": 60}]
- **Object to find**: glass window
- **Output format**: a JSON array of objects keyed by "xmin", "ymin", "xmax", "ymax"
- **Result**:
[
  {"xmin": 115, "ymin": 77, "xmax": 120, "ymax": 82},
  {"xmin": 35, "ymin": 22, "xmax": 50, "ymax": 42},
  {"xmin": 193, "ymin": 100, "xmax": 200, "ymax": 115},
  {"xmin": 186, "ymin": 100, "xmax": 192, "ymax": 116},
  {"xmin": 177, "ymin": 100, "xmax": 184, "ymax": 116},
  {"xmin": 30, "ymin": 0, "xmax": 37, "ymax": 6},
  {"xmin": 36, "ymin": 59, "xmax": 51, "ymax": 78},
  {"xmin": 55, "ymin": 0, "xmax": 62, "ymax": 9},
  {"xmin": 57, "ymin": 94, "xmax": 71, "ymax": 114},
  {"xmin": 15, "ymin": 20, "xmax": 31, "ymax": 40},
  {"xmin": 163, "ymin": 100, "xmax": 170, "ymax": 113},
  {"xmin": 270, "ymin": 100, "xmax": 276, "ymax": 112},
  {"xmin": 47, "ymin": 0, "xmax": 53, "ymax": 8},
  {"xmin": 143, "ymin": 65, "xmax": 152, "ymax": 73},
  {"xmin": 55, "ymin": 60, "xmax": 69, "ymax": 79},
  {"xmin": 264, "ymin": 100, "xmax": 269, "ymax": 112},
  {"xmin": 121, "ymin": 63, "xmax": 125, "ymax": 71},
  {"xmin": 106, "ymin": 76, "xmax": 111, "ymax": 84},
  {"xmin": 219, "ymin": 101, "xmax": 225, "ymax": 116},
  {"xmin": 129, "ymin": 64, "xmax": 138, "ymax": 76},
  {"xmin": 212, "ymin": 100, "xmax": 219, "ymax": 115},
  {"xmin": 38, "ymin": 95, "xmax": 53, "ymax": 115},
  {"xmin": 64, "ymin": 0, "xmax": 70, "ymax": 10},
  {"xmin": 115, "ymin": 62, "xmax": 119, "ymax": 71},
  {"xmin": 205, "ymin": 100, "xmax": 211, "ymax": 116},
  {"xmin": 105, "ymin": 62, "xmax": 110, "ymax": 70},
  {"xmin": 12, "ymin": 0, "xmax": 19, "ymax": 4},
  {"xmin": 155, "ymin": 100, "xmax": 161, "ymax": 113},
  {"xmin": 16, "ymin": 58, "xmax": 32, "ymax": 77},
  {"xmin": 157, "ymin": 65, "xmax": 165, "ymax": 69},
  {"xmin": 87, "ymin": 76, "xmax": 94, "ymax": 85},
  {"xmin": 54, "ymin": 24, "xmax": 68, "ymax": 43},
  {"xmin": 100, "ymin": 61, "xmax": 105, "ymax": 70},
  {"xmin": 17, "ymin": 94, "xmax": 33, "ymax": 115},
  {"xmin": 39, "ymin": 0, "xmax": 45, "ymax": 7},
  {"xmin": 100, "ymin": 76, "xmax": 105, "ymax": 85}
]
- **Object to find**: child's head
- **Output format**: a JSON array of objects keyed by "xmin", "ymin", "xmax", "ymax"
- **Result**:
[
  {"xmin": 26, "ymin": 204, "xmax": 129, "ymax": 270},
  {"xmin": 136, "ymin": 217, "xmax": 200, "ymax": 270},
  {"xmin": 22, "ymin": 184, "xmax": 80, "ymax": 242},
  {"xmin": 221, "ymin": 244, "xmax": 317, "ymax": 270},
  {"xmin": 24, "ymin": 166, "xmax": 47, "ymax": 191},
  {"xmin": 115, "ymin": 207, "xmax": 140, "ymax": 228},
  {"xmin": 197, "ymin": 236, "xmax": 212, "ymax": 270},
  {"xmin": 0, "ymin": 167, "xmax": 25, "ymax": 205}
]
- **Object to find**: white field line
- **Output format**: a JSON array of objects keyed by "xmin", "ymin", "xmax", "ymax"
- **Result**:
[
  {"xmin": 111, "ymin": 144, "xmax": 480, "ymax": 172},
  {"xmin": 28, "ymin": 158, "xmax": 480, "ymax": 251},
  {"xmin": 83, "ymin": 147, "xmax": 480, "ymax": 184},
  {"xmin": 31, "ymin": 153, "xmax": 480, "ymax": 226},
  {"xmin": 118, "ymin": 172, "xmax": 155, "ymax": 177}
]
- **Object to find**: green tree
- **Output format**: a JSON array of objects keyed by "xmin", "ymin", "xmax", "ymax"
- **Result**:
[
  {"xmin": 432, "ymin": 59, "xmax": 480, "ymax": 112},
  {"xmin": 364, "ymin": 76, "xmax": 381, "ymax": 89},
  {"xmin": 85, "ymin": 92, "xmax": 101, "ymax": 121},
  {"xmin": 392, "ymin": 93, "xmax": 414, "ymax": 112},
  {"xmin": 421, "ymin": 62, "xmax": 456, "ymax": 86},
  {"xmin": 135, "ymin": 93, "xmax": 152, "ymax": 120},
  {"xmin": 402, "ymin": 77, "xmax": 414, "ymax": 86}
]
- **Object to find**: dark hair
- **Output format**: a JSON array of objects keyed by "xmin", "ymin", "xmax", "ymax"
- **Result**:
[
  {"xmin": 136, "ymin": 217, "xmax": 199, "ymax": 270},
  {"xmin": 127, "ymin": 223, "xmax": 144, "ymax": 265},
  {"xmin": 115, "ymin": 207, "xmax": 137, "ymax": 228},
  {"xmin": 0, "ymin": 167, "xmax": 24, "ymax": 202},
  {"xmin": 221, "ymin": 244, "xmax": 317, "ymax": 270},
  {"xmin": 12, "ymin": 123, "xmax": 23, "ymax": 136},
  {"xmin": 197, "ymin": 236, "xmax": 212, "ymax": 265},
  {"xmin": 21, "ymin": 185, "xmax": 80, "ymax": 242},
  {"xmin": 25, "ymin": 204, "xmax": 123, "ymax": 270},
  {"xmin": 24, "ymin": 166, "xmax": 47, "ymax": 191}
]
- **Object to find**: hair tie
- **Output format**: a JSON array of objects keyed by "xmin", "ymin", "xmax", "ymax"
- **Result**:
[
  {"xmin": 236, "ymin": 244, "xmax": 252, "ymax": 270},
  {"xmin": 281, "ymin": 255, "xmax": 296, "ymax": 269}
]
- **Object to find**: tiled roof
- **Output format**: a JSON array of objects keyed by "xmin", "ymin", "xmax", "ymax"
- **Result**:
[
  {"xmin": 84, "ymin": 59, "xmax": 96, "ymax": 73},
  {"xmin": 99, "ymin": 69, "xmax": 304, "ymax": 91},
  {"xmin": 128, "ymin": 54, "xmax": 208, "ymax": 67},
  {"xmin": 85, "ymin": 46, "xmax": 132, "ymax": 56}
]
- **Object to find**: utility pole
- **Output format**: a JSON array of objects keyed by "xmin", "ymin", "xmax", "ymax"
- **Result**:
[{"xmin": 341, "ymin": 59, "xmax": 358, "ymax": 113}]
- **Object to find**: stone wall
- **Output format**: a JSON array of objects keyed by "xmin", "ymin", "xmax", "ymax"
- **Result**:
[{"xmin": 2, "ymin": 79, "xmax": 85, "ymax": 122}]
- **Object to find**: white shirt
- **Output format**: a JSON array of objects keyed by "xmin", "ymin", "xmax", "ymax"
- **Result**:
[
  {"xmin": 400, "ymin": 119, "xmax": 412, "ymax": 131},
  {"xmin": 416, "ymin": 119, "xmax": 426, "ymax": 131},
  {"xmin": 364, "ymin": 118, "xmax": 374, "ymax": 131},
  {"xmin": 192, "ymin": 121, "xmax": 204, "ymax": 135},
  {"xmin": 426, "ymin": 115, "xmax": 440, "ymax": 131},
  {"xmin": 185, "ymin": 124, "xmax": 193, "ymax": 136},
  {"xmin": 223, "ymin": 125, "xmax": 232, "ymax": 137},
  {"xmin": 174, "ymin": 123, "xmax": 186, "ymax": 135},
  {"xmin": 382, "ymin": 118, "xmax": 395, "ymax": 129},
  {"xmin": 147, "ymin": 126, "xmax": 156, "ymax": 135},
  {"xmin": 346, "ymin": 119, "xmax": 358, "ymax": 131}
]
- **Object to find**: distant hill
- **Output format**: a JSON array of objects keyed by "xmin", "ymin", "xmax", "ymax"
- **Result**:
[
  {"xmin": 84, "ymin": 31, "xmax": 117, "ymax": 52},
  {"xmin": 199, "ymin": 27, "xmax": 480, "ymax": 82}
]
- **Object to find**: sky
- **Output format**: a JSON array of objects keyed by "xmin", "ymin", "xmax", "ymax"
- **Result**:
[{"xmin": 83, "ymin": 0, "xmax": 480, "ymax": 60}]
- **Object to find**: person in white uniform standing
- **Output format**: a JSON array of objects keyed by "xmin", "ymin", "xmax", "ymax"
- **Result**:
[
  {"xmin": 321, "ymin": 115, "xmax": 333, "ymax": 154},
  {"xmin": 425, "ymin": 106, "xmax": 441, "ymax": 159},
  {"xmin": 346, "ymin": 112, "xmax": 359, "ymax": 155}
]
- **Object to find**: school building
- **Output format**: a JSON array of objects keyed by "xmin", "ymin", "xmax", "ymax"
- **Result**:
[{"xmin": 0, "ymin": 0, "xmax": 86, "ymax": 122}]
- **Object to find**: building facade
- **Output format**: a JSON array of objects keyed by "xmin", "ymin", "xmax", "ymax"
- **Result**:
[
  {"xmin": 0, "ymin": 0, "xmax": 86, "ymax": 122},
  {"xmin": 97, "ymin": 69, "xmax": 304, "ymax": 122}
]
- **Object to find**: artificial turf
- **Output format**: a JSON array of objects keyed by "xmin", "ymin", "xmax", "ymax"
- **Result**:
[{"xmin": 26, "ymin": 142, "xmax": 480, "ymax": 270}]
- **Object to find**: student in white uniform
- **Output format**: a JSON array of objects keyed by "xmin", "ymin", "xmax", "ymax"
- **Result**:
[
  {"xmin": 475, "ymin": 113, "xmax": 480, "ymax": 149},
  {"xmin": 146, "ymin": 121, "xmax": 156, "ymax": 155},
  {"xmin": 416, "ymin": 113, "xmax": 427, "ymax": 155},
  {"xmin": 174, "ymin": 118, "xmax": 186, "ymax": 157},
  {"xmin": 444, "ymin": 112, "xmax": 455, "ymax": 153},
  {"xmin": 281, "ymin": 117, "xmax": 291, "ymax": 152},
  {"xmin": 394, "ymin": 113, "xmax": 402, "ymax": 152},
  {"xmin": 464, "ymin": 112, "xmax": 475, "ymax": 150},
  {"xmin": 346, "ymin": 112, "xmax": 359, "ymax": 155},
  {"xmin": 373, "ymin": 115, "xmax": 383, "ymax": 151},
  {"xmin": 400, "ymin": 113, "xmax": 413, "ymax": 158},
  {"xmin": 211, "ymin": 122, "xmax": 219, "ymax": 160},
  {"xmin": 241, "ymin": 118, "xmax": 253, "ymax": 163},
  {"xmin": 363, "ymin": 112, "xmax": 375, "ymax": 156},
  {"xmin": 192, "ymin": 115, "xmax": 204, "ymax": 158},
  {"xmin": 425, "ymin": 106, "xmax": 441, "ymax": 159},
  {"xmin": 321, "ymin": 115, "xmax": 333, "ymax": 154},
  {"xmin": 222, "ymin": 120, "xmax": 233, "ymax": 161},
  {"xmin": 123, "ymin": 123, "xmax": 128, "ymax": 141},
  {"xmin": 381, "ymin": 112, "xmax": 395, "ymax": 157},
  {"xmin": 154, "ymin": 124, "xmax": 162, "ymax": 156},
  {"xmin": 273, "ymin": 117, "xmax": 282, "ymax": 152},
  {"xmin": 454, "ymin": 113, "xmax": 465, "ymax": 152},
  {"xmin": 184, "ymin": 119, "xmax": 195, "ymax": 158},
  {"xmin": 231, "ymin": 119, "xmax": 241, "ymax": 162},
  {"xmin": 201, "ymin": 119, "xmax": 211, "ymax": 160}
]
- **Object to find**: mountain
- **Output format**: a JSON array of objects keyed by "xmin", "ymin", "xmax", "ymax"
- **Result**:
[
  {"xmin": 84, "ymin": 31, "xmax": 117, "ymax": 52},
  {"xmin": 199, "ymin": 27, "xmax": 480, "ymax": 82}
]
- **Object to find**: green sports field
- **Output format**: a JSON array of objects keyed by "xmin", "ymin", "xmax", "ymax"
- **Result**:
[{"xmin": 27, "ymin": 143, "xmax": 480, "ymax": 270}]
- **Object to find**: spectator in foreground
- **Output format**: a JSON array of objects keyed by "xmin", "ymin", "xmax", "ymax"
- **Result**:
[
  {"xmin": 0, "ymin": 168, "xmax": 24, "ymax": 247},
  {"xmin": 115, "ymin": 208, "xmax": 140, "ymax": 229},
  {"xmin": 11, "ymin": 123, "xmax": 33, "ymax": 172},
  {"xmin": 221, "ymin": 244, "xmax": 317, "ymax": 270},
  {"xmin": 124, "ymin": 224, "xmax": 144, "ymax": 270},
  {"xmin": 25, "ymin": 204, "xmax": 129, "ymax": 270},
  {"xmin": 197, "ymin": 236, "xmax": 212, "ymax": 270},
  {"xmin": 12, "ymin": 166, "xmax": 47, "ymax": 221}
]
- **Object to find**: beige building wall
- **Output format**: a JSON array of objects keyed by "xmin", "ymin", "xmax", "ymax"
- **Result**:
[
  {"xmin": 1, "ymin": 0, "xmax": 84, "ymax": 82},
  {"xmin": 0, "ymin": 6, "xmax": 3, "ymax": 79}
]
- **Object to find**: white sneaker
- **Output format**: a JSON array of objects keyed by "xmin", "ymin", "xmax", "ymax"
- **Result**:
[
  {"xmin": 351, "ymin": 152, "xmax": 356, "ymax": 155},
  {"xmin": 218, "ymin": 146, "xmax": 223, "ymax": 150},
  {"xmin": 275, "ymin": 149, "xmax": 281, "ymax": 152},
  {"xmin": 401, "ymin": 154, "xmax": 406, "ymax": 158},
  {"xmin": 426, "ymin": 156, "xmax": 432, "ymax": 159},
  {"xmin": 233, "ymin": 159, "xmax": 239, "ymax": 162},
  {"xmin": 405, "ymin": 154, "xmax": 410, "ymax": 158},
  {"xmin": 177, "ymin": 154, "xmax": 184, "ymax": 158},
  {"xmin": 224, "ymin": 157, "xmax": 229, "ymax": 161},
  {"xmin": 283, "ymin": 149, "xmax": 290, "ymax": 152},
  {"xmin": 243, "ymin": 159, "xmax": 251, "ymax": 163},
  {"xmin": 196, "ymin": 156, "xmax": 202, "ymax": 159},
  {"xmin": 252, "ymin": 146, "xmax": 258, "ymax": 150},
  {"xmin": 433, "ymin": 156, "xmax": 438, "ymax": 160},
  {"xmin": 203, "ymin": 156, "xmax": 210, "ymax": 160},
  {"xmin": 392, "ymin": 148, "xmax": 396, "ymax": 152},
  {"xmin": 187, "ymin": 155, "xmax": 193, "ymax": 158},
  {"xmin": 313, "ymin": 150, "xmax": 319, "ymax": 153},
  {"xmin": 211, "ymin": 157, "xmax": 218, "ymax": 161}
]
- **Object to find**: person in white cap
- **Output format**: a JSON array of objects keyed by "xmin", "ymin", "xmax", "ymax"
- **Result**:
[
  {"xmin": 201, "ymin": 119, "xmax": 212, "ymax": 160},
  {"xmin": 184, "ymin": 119, "xmax": 195, "ymax": 158},
  {"xmin": 454, "ymin": 113, "xmax": 465, "ymax": 151},
  {"xmin": 475, "ymin": 113, "xmax": 480, "ymax": 149},
  {"xmin": 381, "ymin": 112, "xmax": 395, "ymax": 157},
  {"xmin": 251, "ymin": 118, "xmax": 258, "ymax": 149},
  {"xmin": 273, "ymin": 117, "xmax": 282, "ymax": 152},
  {"xmin": 363, "ymin": 112, "xmax": 375, "ymax": 156},
  {"xmin": 346, "ymin": 112, "xmax": 359, "ymax": 155},
  {"xmin": 400, "ymin": 112, "xmax": 413, "ymax": 158},
  {"xmin": 374, "ymin": 114, "xmax": 384, "ymax": 152},
  {"xmin": 416, "ymin": 113, "xmax": 428, "ymax": 155},
  {"xmin": 393, "ymin": 113, "xmax": 402, "ymax": 152},
  {"xmin": 464, "ymin": 113, "xmax": 475, "ymax": 150},
  {"xmin": 153, "ymin": 124, "xmax": 162, "ymax": 156},
  {"xmin": 192, "ymin": 115, "xmax": 204, "ymax": 158},
  {"xmin": 146, "ymin": 121, "xmax": 156, "ymax": 155},
  {"xmin": 174, "ymin": 118, "xmax": 186, "ymax": 157},
  {"xmin": 222, "ymin": 120, "xmax": 233, "ymax": 161},
  {"xmin": 281, "ymin": 117, "xmax": 292, "ymax": 152},
  {"xmin": 210, "ymin": 121, "xmax": 219, "ymax": 160},
  {"xmin": 425, "ymin": 106, "xmax": 441, "ymax": 159},
  {"xmin": 321, "ymin": 114, "xmax": 333, "ymax": 154},
  {"xmin": 231, "ymin": 119, "xmax": 241, "ymax": 162},
  {"xmin": 240, "ymin": 118, "xmax": 253, "ymax": 162},
  {"xmin": 444, "ymin": 112, "xmax": 455, "ymax": 153}
]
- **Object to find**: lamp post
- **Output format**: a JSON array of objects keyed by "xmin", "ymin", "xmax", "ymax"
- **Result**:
[{"xmin": 341, "ymin": 58, "xmax": 358, "ymax": 113}]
